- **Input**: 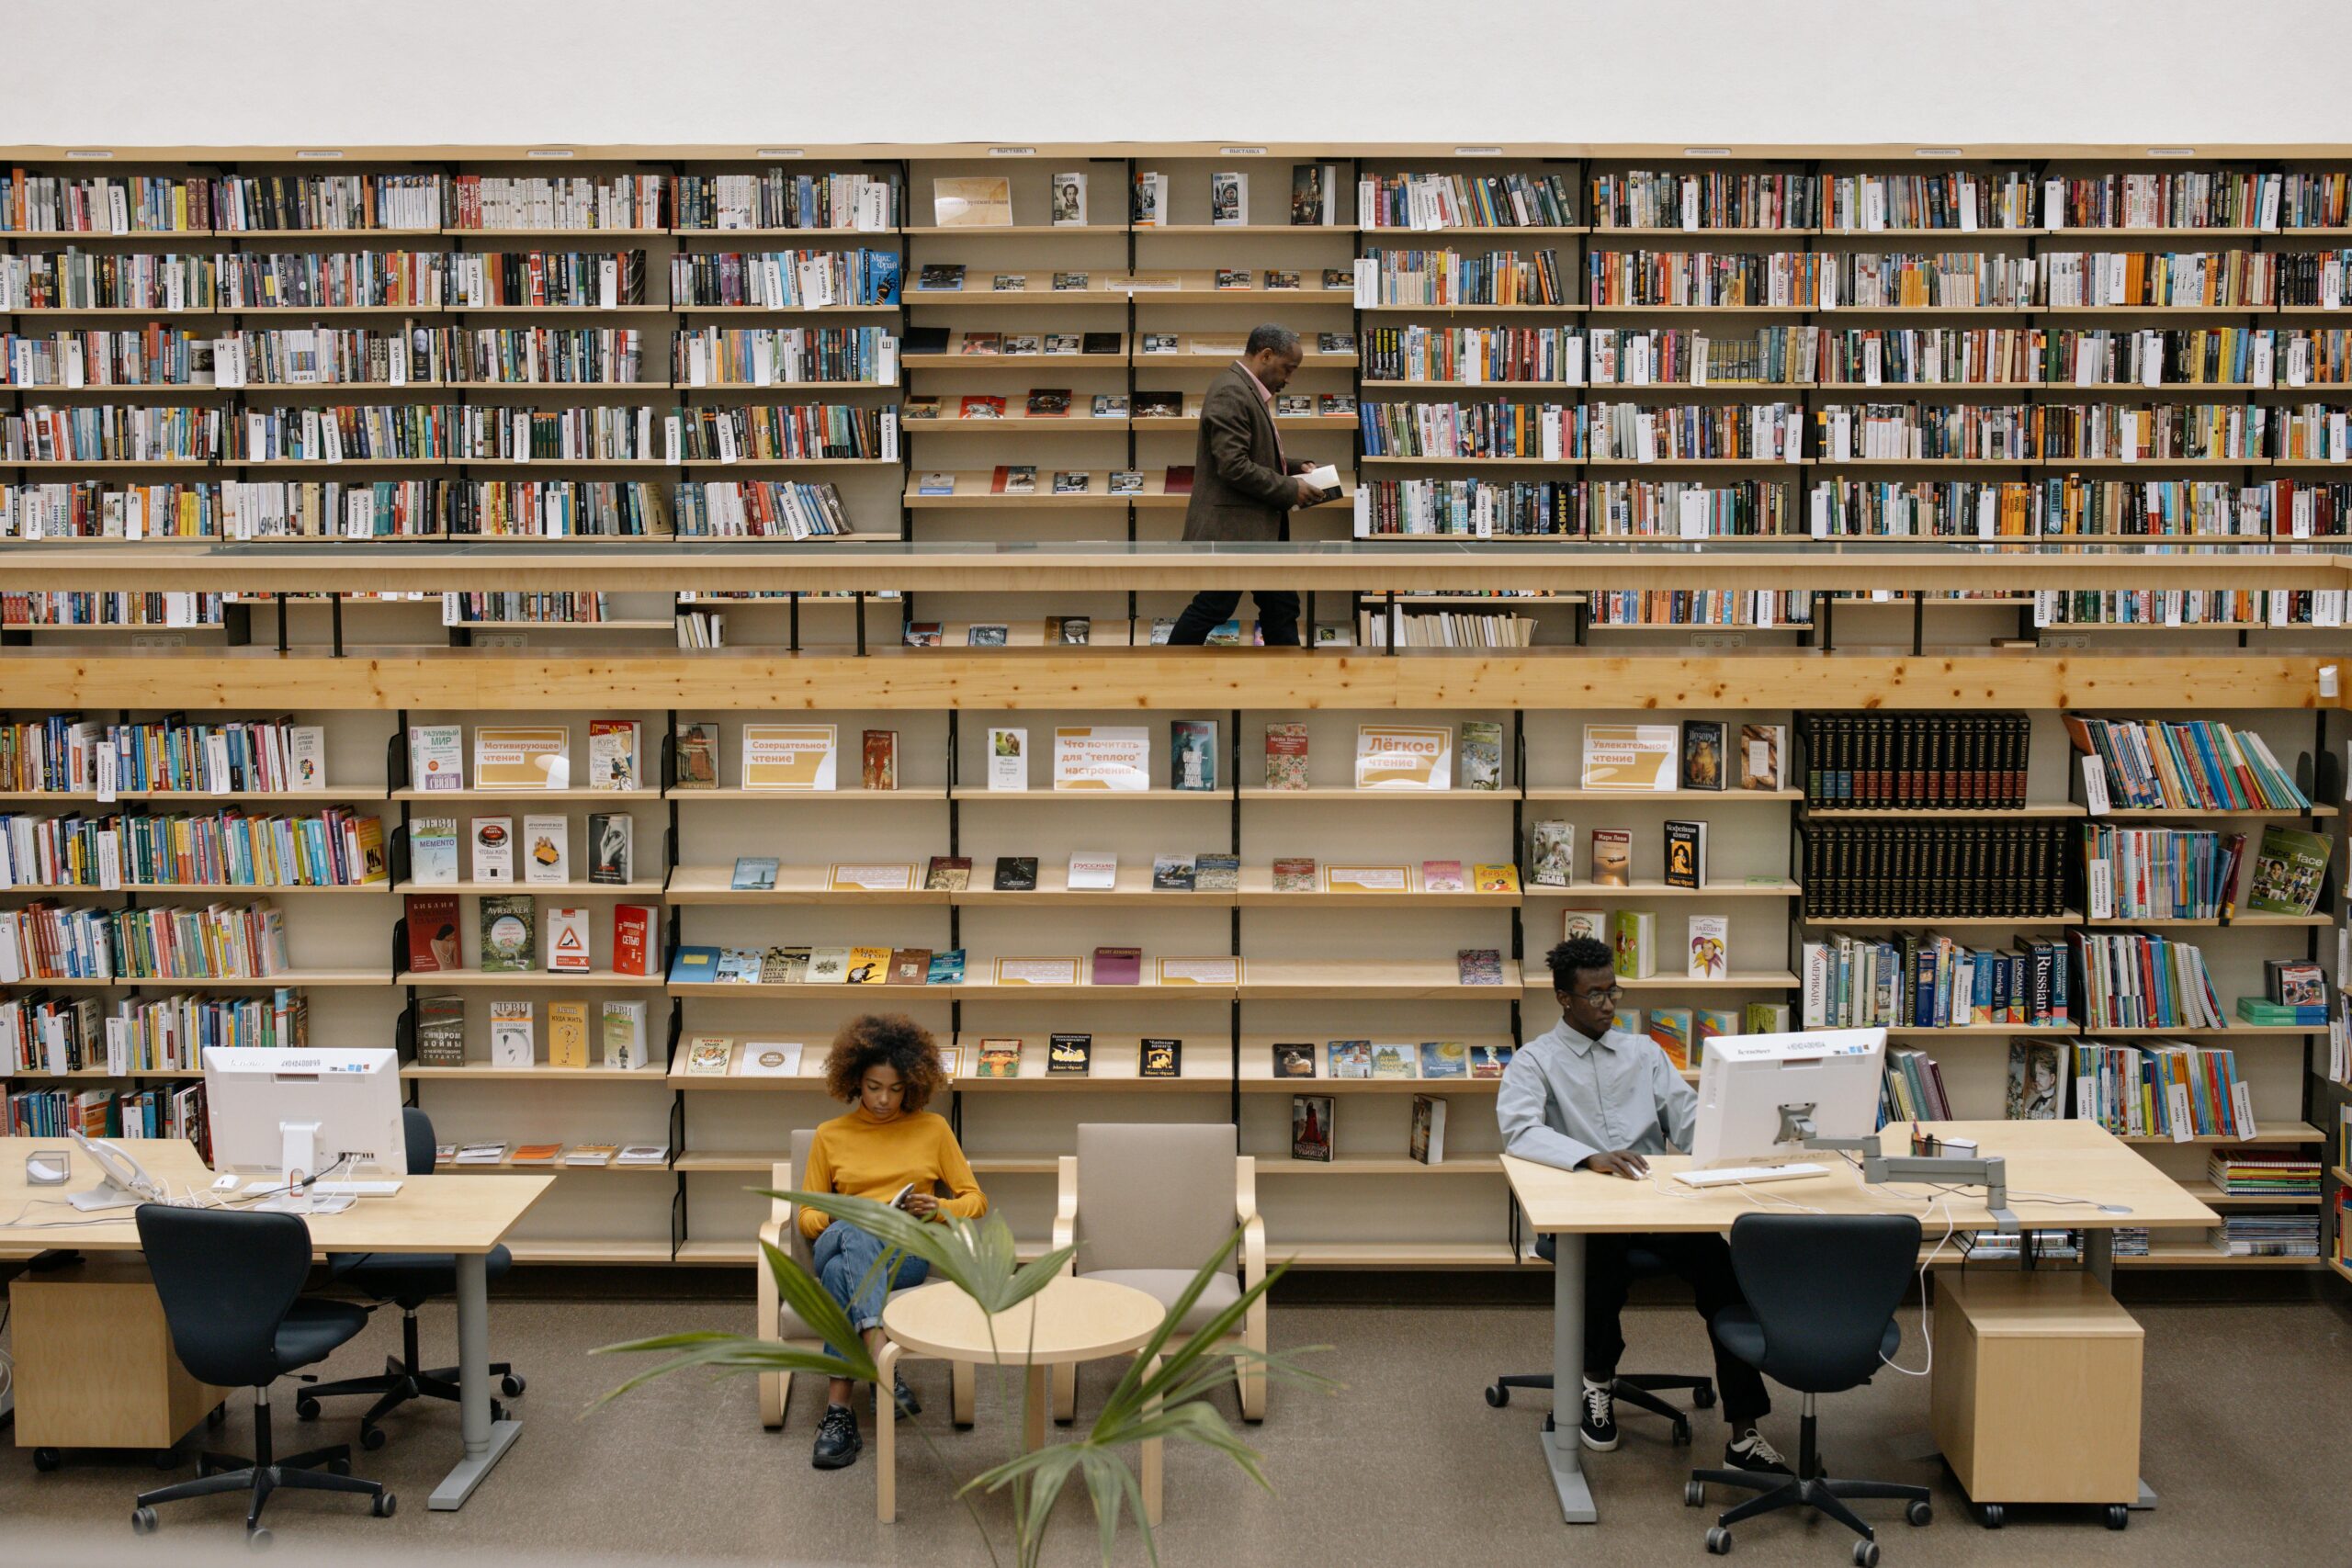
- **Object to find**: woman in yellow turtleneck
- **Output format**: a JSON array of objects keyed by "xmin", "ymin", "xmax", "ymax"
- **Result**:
[{"xmin": 802, "ymin": 1013, "xmax": 986, "ymax": 1471}]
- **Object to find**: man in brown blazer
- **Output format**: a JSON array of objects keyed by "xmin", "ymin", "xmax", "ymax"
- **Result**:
[{"xmin": 1170, "ymin": 323, "xmax": 1327, "ymax": 646}]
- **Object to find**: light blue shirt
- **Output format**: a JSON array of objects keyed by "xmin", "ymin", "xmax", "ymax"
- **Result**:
[{"xmin": 1497, "ymin": 1015, "xmax": 1696, "ymax": 1172}]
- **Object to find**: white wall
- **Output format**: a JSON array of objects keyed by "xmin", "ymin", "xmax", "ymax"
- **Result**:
[{"xmin": 4, "ymin": 0, "xmax": 2347, "ymax": 147}]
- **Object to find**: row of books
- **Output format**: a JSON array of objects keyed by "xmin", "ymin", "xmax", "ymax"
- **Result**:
[
  {"xmin": 2073, "ymin": 931, "xmax": 2227, "ymax": 1031},
  {"xmin": 3, "ymin": 400, "xmax": 899, "ymax": 465},
  {"xmin": 0, "ymin": 715, "xmax": 325, "ymax": 796},
  {"xmin": 1799, "ymin": 712, "xmax": 2032, "ymax": 808},
  {"xmin": 667, "ymin": 250, "xmax": 900, "ymax": 309},
  {"xmin": 0, "ymin": 810, "xmax": 387, "ymax": 889},
  {"xmin": 1587, "ymin": 592, "xmax": 1814, "ymax": 628},
  {"xmin": 0, "ymin": 901, "xmax": 292, "ymax": 983},
  {"xmin": 4, "ymin": 1082, "xmax": 208, "ymax": 1146},
  {"xmin": 2064, "ymin": 716, "xmax": 2308, "ymax": 812},
  {"xmin": 2, "ymin": 592, "xmax": 222, "ymax": 626},
  {"xmin": 404, "ymin": 897, "xmax": 657, "ymax": 978},
  {"xmin": 0, "ymin": 989, "xmax": 307, "ymax": 1076},
  {"xmin": 667, "ymin": 947, "xmax": 1509, "ymax": 987},
  {"xmin": 1798, "ymin": 820, "xmax": 2070, "ymax": 919},
  {"xmin": 3, "ymin": 323, "xmax": 650, "ymax": 390},
  {"xmin": 1802, "ymin": 934, "xmax": 2073, "ymax": 1030},
  {"xmin": 0, "ymin": 247, "xmax": 650, "ymax": 311},
  {"xmin": 19, "ymin": 166, "xmax": 2349, "ymax": 238},
  {"xmin": 904, "ymin": 391, "xmax": 1353, "ymax": 421},
  {"xmin": 1807, "ymin": 400, "xmax": 2272, "ymax": 462},
  {"xmin": 2066, "ymin": 1038, "xmax": 2254, "ymax": 1136},
  {"xmin": 1586, "ymin": 248, "xmax": 2289, "ymax": 310},
  {"xmin": 2210, "ymin": 1214, "xmax": 2320, "ymax": 1257},
  {"xmin": 2037, "ymin": 590, "xmax": 2351, "ymax": 628},
  {"xmin": 412, "ymin": 995, "xmax": 650, "ymax": 1070}
]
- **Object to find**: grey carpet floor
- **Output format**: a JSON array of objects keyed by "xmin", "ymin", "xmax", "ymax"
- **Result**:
[{"xmin": 3, "ymin": 1291, "xmax": 2347, "ymax": 1566}]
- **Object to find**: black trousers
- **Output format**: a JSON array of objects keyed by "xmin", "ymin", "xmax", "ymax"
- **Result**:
[
  {"xmin": 1167, "ymin": 590, "xmax": 1301, "ymax": 647},
  {"xmin": 1564, "ymin": 1229, "xmax": 1772, "ymax": 1427}
]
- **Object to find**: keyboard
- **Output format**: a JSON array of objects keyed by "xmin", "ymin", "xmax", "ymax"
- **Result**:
[{"xmin": 1674, "ymin": 1162, "xmax": 1830, "ymax": 1189}]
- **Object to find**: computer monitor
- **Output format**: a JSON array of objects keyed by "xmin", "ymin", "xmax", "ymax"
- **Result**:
[
  {"xmin": 202, "ymin": 1046, "xmax": 408, "ymax": 1184},
  {"xmin": 1689, "ymin": 1027, "xmax": 1886, "ymax": 1168}
]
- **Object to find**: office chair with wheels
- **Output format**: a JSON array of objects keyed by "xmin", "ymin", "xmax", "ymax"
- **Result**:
[
  {"xmin": 1483, "ymin": 1232, "xmax": 1717, "ymax": 1446},
  {"xmin": 130, "ymin": 1204, "xmax": 394, "ymax": 1541},
  {"xmin": 298, "ymin": 1106, "xmax": 524, "ymax": 1450},
  {"xmin": 1684, "ymin": 1213, "xmax": 1932, "ymax": 1565}
]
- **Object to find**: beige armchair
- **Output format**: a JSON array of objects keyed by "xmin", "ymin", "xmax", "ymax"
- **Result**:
[
  {"xmin": 754, "ymin": 1127, "xmax": 975, "ymax": 1430},
  {"xmin": 1049, "ymin": 1122, "xmax": 1267, "ymax": 1424}
]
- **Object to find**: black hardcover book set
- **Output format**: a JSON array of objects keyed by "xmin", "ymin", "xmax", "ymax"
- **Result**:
[
  {"xmin": 1800, "ymin": 819, "xmax": 2068, "ymax": 920},
  {"xmin": 1799, "ymin": 712, "xmax": 2030, "ymax": 808}
]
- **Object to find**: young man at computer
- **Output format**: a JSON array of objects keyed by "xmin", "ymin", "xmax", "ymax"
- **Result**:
[{"xmin": 1497, "ymin": 935, "xmax": 1790, "ymax": 1473}]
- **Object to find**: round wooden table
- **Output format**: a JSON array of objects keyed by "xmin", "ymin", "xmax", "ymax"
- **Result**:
[{"xmin": 875, "ymin": 1276, "xmax": 1167, "ymax": 1524}]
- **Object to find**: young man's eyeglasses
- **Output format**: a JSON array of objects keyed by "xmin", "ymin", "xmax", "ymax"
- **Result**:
[{"xmin": 1566, "ymin": 983, "xmax": 1623, "ymax": 1002}]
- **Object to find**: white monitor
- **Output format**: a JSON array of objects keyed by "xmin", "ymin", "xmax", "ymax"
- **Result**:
[
  {"xmin": 1689, "ymin": 1027, "xmax": 1886, "ymax": 1168},
  {"xmin": 202, "ymin": 1046, "xmax": 408, "ymax": 1183}
]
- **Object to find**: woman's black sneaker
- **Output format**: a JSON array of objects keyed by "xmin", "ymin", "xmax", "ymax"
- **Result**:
[
  {"xmin": 868, "ymin": 1375, "xmax": 922, "ymax": 1419},
  {"xmin": 811, "ymin": 1404, "xmax": 862, "ymax": 1470}
]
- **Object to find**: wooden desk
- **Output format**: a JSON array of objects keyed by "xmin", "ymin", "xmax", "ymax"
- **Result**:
[
  {"xmin": 0, "ymin": 1137, "xmax": 550, "ymax": 1510},
  {"xmin": 876, "ymin": 1278, "xmax": 1165, "ymax": 1525},
  {"xmin": 1499, "ymin": 1119, "xmax": 2217, "ymax": 1527}
]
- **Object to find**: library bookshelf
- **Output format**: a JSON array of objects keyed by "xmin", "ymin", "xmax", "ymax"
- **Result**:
[
  {"xmin": 5, "ymin": 139, "xmax": 2351, "ymax": 1277},
  {"xmin": 0, "ymin": 649, "xmax": 2340, "ymax": 1272}
]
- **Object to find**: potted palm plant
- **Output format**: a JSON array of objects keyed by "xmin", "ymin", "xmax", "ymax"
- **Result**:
[{"xmin": 594, "ymin": 1189, "xmax": 1328, "ymax": 1567}]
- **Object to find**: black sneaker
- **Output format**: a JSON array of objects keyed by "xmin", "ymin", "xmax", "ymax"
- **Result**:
[
  {"xmin": 1724, "ymin": 1427, "xmax": 1792, "ymax": 1474},
  {"xmin": 878, "ymin": 1375, "xmax": 921, "ymax": 1418},
  {"xmin": 811, "ymin": 1404, "xmax": 862, "ymax": 1470},
  {"xmin": 1577, "ymin": 1379, "xmax": 1619, "ymax": 1452}
]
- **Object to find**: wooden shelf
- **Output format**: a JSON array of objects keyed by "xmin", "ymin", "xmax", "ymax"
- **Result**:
[
  {"xmin": 1524, "ymin": 880, "xmax": 1799, "ymax": 898},
  {"xmin": 503, "ymin": 1238, "xmax": 679, "ymax": 1265},
  {"xmin": 401, "ymin": 1064, "xmax": 668, "ymax": 1081},
  {"xmin": 1258, "ymin": 1156, "xmax": 1504, "ymax": 1176},
  {"xmin": 1525, "ymin": 787, "xmax": 1804, "ymax": 803},
  {"xmin": 1237, "ymin": 785, "xmax": 1518, "ymax": 803},
  {"xmin": 1883, "ymin": 1023, "xmax": 2077, "ymax": 1037},
  {"xmin": 2085, "ymin": 914, "xmax": 2335, "ymax": 928},
  {"xmin": 2177, "ymin": 1180, "xmax": 2323, "ymax": 1208},
  {"xmin": 397, "ymin": 879, "xmax": 663, "ymax": 896},
  {"xmin": 2115, "ymin": 1247, "xmax": 2323, "ymax": 1269},
  {"xmin": 1276, "ymin": 1241, "xmax": 1519, "ymax": 1269},
  {"xmin": 1232, "ymin": 866, "xmax": 1521, "ymax": 906},
  {"xmin": 664, "ymin": 865, "xmax": 946, "ymax": 905},
  {"xmin": 435, "ymin": 1157, "xmax": 671, "ymax": 1174},
  {"xmin": 398, "ymin": 968, "xmax": 664, "ymax": 988},
  {"xmin": 2098, "ymin": 805, "xmax": 2335, "ymax": 819},
  {"xmin": 0, "ymin": 786, "xmax": 387, "ymax": 803},
  {"xmin": 1, "ymin": 881, "xmax": 389, "ymax": 896},
  {"xmin": 1803, "ymin": 804, "xmax": 2084, "ymax": 818},
  {"xmin": 954, "ymin": 865, "xmax": 1231, "ymax": 907},
  {"xmin": 666, "ymin": 786, "xmax": 946, "ymax": 802},
  {"xmin": 1238, "ymin": 960, "xmax": 1523, "ymax": 999},
  {"xmin": 1521, "ymin": 971, "xmax": 1798, "ymax": 991},
  {"xmin": 391, "ymin": 786, "xmax": 661, "ymax": 803},
  {"xmin": 1806, "ymin": 912, "xmax": 2079, "ymax": 928},
  {"xmin": 2120, "ymin": 1121, "xmax": 2322, "ymax": 1146},
  {"xmin": 6, "ymin": 968, "xmax": 384, "ymax": 988}
]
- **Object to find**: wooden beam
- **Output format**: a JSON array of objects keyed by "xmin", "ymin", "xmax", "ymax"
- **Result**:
[
  {"xmin": 0, "ymin": 651, "xmax": 2323, "ymax": 712},
  {"xmin": 0, "ymin": 545, "xmax": 2337, "ymax": 595},
  {"xmin": 12, "ymin": 142, "xmax": 2352, "ymax": 162}
]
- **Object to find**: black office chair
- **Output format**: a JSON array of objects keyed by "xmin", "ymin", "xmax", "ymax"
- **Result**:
[
  {"xmin": 1484, "ymin": 1232, "xmax": 1718, "ymax": 1445},
  {"xmin": 1685, "ymin": 1213, "xmax": 1932, "ymax": 1565},
  {"xmin": 298, "ymin": 1106, "xmax": 524, "ymax": 1449},
  {"xmin": 130, "ymin": 1204, "xmax": 394, "ymax": 1541}
]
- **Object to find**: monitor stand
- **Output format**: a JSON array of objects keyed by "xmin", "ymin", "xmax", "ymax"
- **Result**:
[{"xmin": 64, "ymin": 1185, "xmax": 142, "ymax": 1213}]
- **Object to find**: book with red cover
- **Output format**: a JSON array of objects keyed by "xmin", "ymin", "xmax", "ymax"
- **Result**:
[
  {"xmin": 404, "ymin": 894, "xmax": 459, "ymax": 974},
  {"xmin": 1091, "ymin": 945, "xmax": 1144, "ymax": 985},
  {"xmin": 958, "ymin": 394, "xmax": 1007, "ymax": 420},
  {"xmin": 990, "ymin": 465, "xmax": 1037, "ymax": 495},
  {"xmin": 612, "ymin": 904, "xmax": 657, "ymax": 976},
  {"xmin": 1162, "ymin": 465, "xmax": 1195, "ymax": 496}
]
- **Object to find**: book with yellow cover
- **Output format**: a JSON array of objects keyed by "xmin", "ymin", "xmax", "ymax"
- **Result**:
[
  {"xmin": 1473, "ymin": 863, "xmax": 1521, "ymax": 893},
  {"xmin": 510, "ymin": 1143, "xmax": 563, "ymax": 1166},
  {"xmin": 548, "ymin": 1000, "xmax": 590, "ymax": 1067},
  {"xmin": 472, "ymin": 726, "xmax": 571, "ymax": 791},
  {"xmin": 975, "ymin": 1039, "xmax": 1023, "ymax": 1077},
  {"xmin": 844, "ymin": 946, "xmax": 893, "ymax": 984}
]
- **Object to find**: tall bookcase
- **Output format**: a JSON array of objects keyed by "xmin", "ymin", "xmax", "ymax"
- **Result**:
[{"xmin": 3, "ymin": 141, "xmax": 2348, "ymax": 1281}]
